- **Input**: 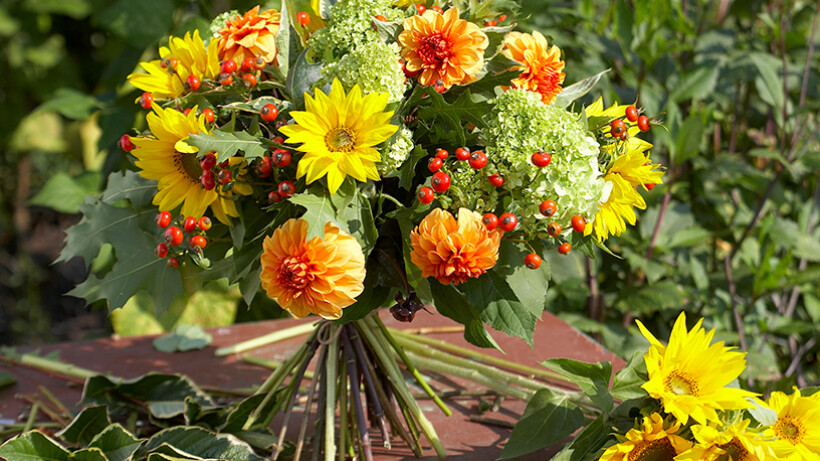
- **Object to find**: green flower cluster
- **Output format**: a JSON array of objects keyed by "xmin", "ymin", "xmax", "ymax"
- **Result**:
[
  {"xmin": 317, "ymin": 41, "xmax": 407, "ymax": 103},
  {"xmin": 209, "ymin": 10, "xmax": 239, "ymax": 38},
  {"xmin": 308, "ymin": 0, "xmax": 406, "ymax": 60},
  {"xmin": 378, "ymin": 126, "xmax": 414, "ymax": 176},
  {"xmin": 482, "ymin": 89, "xmax": 604, "ymax": 234}
]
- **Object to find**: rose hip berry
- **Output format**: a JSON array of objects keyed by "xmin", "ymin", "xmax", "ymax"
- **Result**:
[
  {"xmin": 272, "ymin": 149, "xmax": 291, "ymax": 167},
  {"xmin": 139, "ymin": 92, "xmax": 153, "ymax": 109},
  {"xmin": 417, "ymin": 186, "xmax": 435, "ymax": 204},
  {"xmin": 167, "ymin": 257, "xmax": 180, "ymax": 268},
  {"xmin": 539, "ymin": 200, "xmax": 557, "ymax": 217},
  {"xmin": 524, "ymin": 253, "xmax": 542, "ymax": 269},
  {"xmin": 190, "ymin": 235, "xmax": 207, "ymax": 249},
  {"xmin": 268, "ymin": 190, "xmax": 282, "ymax": 203},
  {"xmin": 242, "ymin": 73, "xmax": 257, "ymax": 88},
  {"xmin": 531, "ymin": 151, "xmax": 551, "ymax": 167},
  {"xmin": 428, "ymin": 157, "xmax": 443, "ymax": 172},
  {"xmin": 261, "ymin": 104, "xmax": 278, "ymax": 122},
  {"xmin": 185, "ymin": 74, "xmax": 201, "ymax": 92},
  {"xmin": 547, "ymin": 222, "xmax": 562, "ymax": 236},
  {"xmin": 278, "ymin": 180, "xmax": 295, "ymax": 197},
  {"xmin": 435, "ymin": 148, "xmax": 449, "ymax": 159},
  {"xmin": 253, "ymin": 57, "xmax": 266, "ymax": 70},
  {"xmin": 499, "ymin": 212, "xmax": 517, "ymax": 232},
  {"xmin": 431, "ymin": 171, "xmax": 451, "ymax": 193},
  {"xmin": 165, "ymin": 226, "xmax": 184, "ymax": 246},
  {"xmin": 416, "ymin": 4, "xmax": 426, "ymax": 14},
  {"xmin": 218, "ymin": 169, "xmax": 232, "ymax": 184},
  {"xmin": 625, "ymin": 105, "xmax": 638, "ymax": 122},
  {"xmin": 240, "ymin": 58, "xmax": 255, "ymax": 73},
  {"xmin": 201, "ymin": 108, "xmax": 215, "ymax": 124},
  {"xmin": 256, "ymin": 156, "xmax": 272, "ymax": 177},
  {"xmin": 637, "ymin": 115, "xmax": 651, "ymax": 132},
  {"xmin": 468, "ymin": 151, "xmax": 487, "ymax": 169},
  {"xmin": 156, "ymin": 243, "xmax": 168, "ymax": 258},
  {"xmin": 183, "ymin": 216, "xmax": 197, "ymax": 233},
  {"xmin": 488, "ymin": 173, "xmax": 504, "ymax": 187},
  {"xmin": 297, "ymin": 12, "xmax": 310, "ymax": 26},
  {"xmin": 571, "ymin": 215, "xmax": 586, "ymax": 233},
  {"xmin": 558, "ymin": 242, "xmax": 571, "ymax": 254},
  {"xmin": 119, "ymin": 134, "xmax": 134, "ymax": 152},
  {"xmin": 156, "ymin": 211, "xmax": 172, "ymax": 228},
  {"xmin": 219, "ymin": 73, "xmax": 233, "ymax": 86},
  {"xmin": 220, "ymin": 59, "xmax": 237, "ymax": 74},
  {"xmin": 610, "ymin": 119, "xmax": 626, "ymax": 138},
  {"xmin": 198, "ymin": 216, "xmax": 212, "ymax": 231},
  {"xmin": 482, "ymin": 213, "xmax": 498, "ymax": 230},
  {"xmin": 455, "ymin": 147, "xmax": 471, "ymax": 161},
  {"xmin": 200, "ymin": 153, "xmax": 216, "ymax": 171},
  {"xmin": 200, "ymin": 171, "xmax": 216, "ymax": 190}
]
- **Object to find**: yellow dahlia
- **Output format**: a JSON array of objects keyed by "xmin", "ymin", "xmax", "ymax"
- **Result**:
[
  {"xmin": 599, "ymin": 413, "xmax": 692, "ymax": 461},
  {"xmin": 216, "ymin": 6, "xmax": 281, "ymax": 65},
  {"xmin": 259, "ymin": 219, "xmax": 366, "ymax": 320},
  {"xmin": 398, "ymin": 8, "xmax": 488, "ymax": 89},
  {"xmin": 762, "ymin": 389, "xmax": 820, "ymax": 460},
  {"xmin": 676, "ymin": 419, "xmax": 794, "ymax": 461},
  {"xmin": 128, "ymin": 30, "xmax": 220, "ymax": 100},
  {"xmin": 410, "ymin": 208, "xmax": 502, "ymax": 286},
  {"xmin": 636, "ymin": 312, "xmax": 757, "ymax": 426},
  {"xmin": 130, "ymin": 104, "xmax": 250, "ymax": 224},
  {"xmin": 503, "ymin": 31, "xmax": 565, "ymax": 104},
  {"xmin": 279, "ymin": 79, "xmax": 397, "ymax": 194}
]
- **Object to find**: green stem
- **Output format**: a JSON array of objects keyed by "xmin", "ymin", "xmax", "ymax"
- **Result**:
[
  {"xmin": 371, "ymin": 317, "xmax": 452, "ymax": 416},
  {"xmin": 294, "ymin": 344, "xmax": 326, "ymax": 461},
  {"xmin": 338, "ymin": 351, "xmax": 348, "ymax": 461},
  {"xmin": 389, "ymin": 328, "xmax": 569, "ymax": 385},
  {"xmin": 23, "ymin": 403, "xmax": 39, "ymax": 433},
  {"xmin": 1, "ymin": 352, "xmax": 106, "ymax": 382},
  {"xmin": 324, "ymin": 327, "xmax": 338, "ymax": 461},
  {"xmin": 380, "ymin": 193, "xmax": 404, "ymax": 209},
  {"xmin": 357, "ymin": 318, "xmax": 446, "ymax": 459},
  {"xmin": 242, "ymin": 355, "xmax": 315, "ymax": 381},
  {"xmin": 215, "ymin": 322, "xmax": 315, "ymax": 356}
]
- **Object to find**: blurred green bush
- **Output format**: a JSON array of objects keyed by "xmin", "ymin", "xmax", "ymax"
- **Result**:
[{"xmin": 1, "ymin": 0, "xmax": 818, "ymax": 392}]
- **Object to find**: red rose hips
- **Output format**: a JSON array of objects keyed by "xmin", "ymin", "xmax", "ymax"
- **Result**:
[
  {"xmin": 155, "ymin": 243, "xmax": 168, "ymax": 258},
  {"xmin": 220, "ymin": 59, "xmax": 237, "ymax": 74},
  {"xmin": 190, "ymin": 235, "xmax": 207, "ymax": 249},
  {"xmin": 428, "ymin": 157, "xmax": 443, "ymax": 172},
  {"xmin": 278, "ymin": 180, "xmax": 295, "ymax": 197},
  {"xmin": 183, "ymin": 216, "xmax": 197, "ymax": 233},
  {"xmin": 119, "ymin": 134, "xmax": 134, "ymax": 152},
  {"xmin": 482, "ymin": 213, "xmax": 498, "ymax": 230},
  {"xmin": 468, "ymin": 151, "xmax": 487, "ymax": 169},
  {"xmin": 531, "ymin": 151, "xmax": 551, "ymax": 168},
  {"xmin": 431, "ymin": 171, "xmax": 451, "ymax": 193},
  {"xmin": 156, "ymin": 211, "xmax": 172, "ymax": 228},
  {"xmin": 455, "ymin": 147, "xmax": 471, "ymax": 161},
  {"xmin": 637, "ymin": 115, "xmax": 651, "ymax": 132},
  {"xmin": 261, "ymin": 104, "xmax": 278, "ymax": 122},
  {"xmin": 165, "ymin": 226, "xmax": 184, "ymax": 246},
  {"xmin": 625, "ymin": 105, "xmax": 638, "ymax": 122},
  {"xmin": 488, "ymin": 173, "xmax": 504, "ymax": 187},
  {"xmin": 547, "ymin": 222, "xmax": 562, "ymax": 236},
  {"xmin": 499, "ymin": 212, "xmax": 517, "ymax": 232},
  {"xmin": 524, "ymin": 253, "xmax": 541, "ymax": 269},
  {"xmin": 558, "ymin": 242, "xmax": 571, "ymax": 254},
  {"xmin": 571, "ymin": 215, "xmax": 586, "ymax": 233},
  {"xmin": 417, "ymin": 186, "xmax": 435, "ymax": 204},
  {"xmin": 198, "ymin": 216, "xmax": 212, "ymax": 231},
  {"xmin": 539, "ymin": 200, "xmax": 557, "ymax": 217}
]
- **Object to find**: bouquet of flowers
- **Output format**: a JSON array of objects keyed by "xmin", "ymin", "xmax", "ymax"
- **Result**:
[{"xmin": 58, "ymin": 0, "xmax": 665, "ymax": 457}]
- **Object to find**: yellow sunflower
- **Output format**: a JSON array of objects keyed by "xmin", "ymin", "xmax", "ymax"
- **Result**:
[
  {"xmin": 599, "ymin": 413, "xmax": 692, "ymax": 461},
  {"xmin": 128, "ymin": 30, "xmax": 220, "ymax": 100},
  {"xmin": 279, "ymin": 79, "xmax": 398, "ymax": 194},
  {"xmin": 676, "ymin": 419, "xmax": 794, "ymax": 461},
  {"xmin": 761, "ymin": 389, "xmax": 820, "ymax": 460},
  {"xmin": 636, "ymin": 312, "xmax": 757, "ymax": 426},
  {"xmin": 130, "ymin": 104, "xmax": 250, "ymax": 224}
]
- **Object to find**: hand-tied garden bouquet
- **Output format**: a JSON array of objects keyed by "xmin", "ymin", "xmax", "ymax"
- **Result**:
[{"xmin": 55, "ymin": 0, "xmax": 668, "ymax": 458}]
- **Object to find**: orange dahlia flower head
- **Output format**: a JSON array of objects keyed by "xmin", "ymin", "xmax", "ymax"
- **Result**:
[
  {"xmin": 217, "ymin": 6, "xmax": 281, "ymax": 66},
  {"xmin": 410, "ymin": 208, "xmax": 502, "ymax": 285},
  {"xmin": 398, "ymin": 8, "xmax": 488, "ymax": 89},
  {"xmin": 260, "ymin": 219, "xmax": 366, "ymax": 320},
  {"xmin": 503, "ymin": 31, "xmax": 566, "ymax": 104}
]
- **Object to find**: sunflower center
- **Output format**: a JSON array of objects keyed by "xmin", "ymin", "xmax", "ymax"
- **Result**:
[
  {"xmin": 174, "ymin": 151, "xmax": 203, "ymax": 184},
  {"xmin": 325, "ymin": 127, "xmax": 356, "ymax": 152},
  {"xmin": 418, "ymin": 32, "xmax": 451, "ymax": 67},
  {"xmin": 774, "ymin": 416, "xmax": 805, "ymax": 445},
  {"xmin": 278, "ymin": 256, "xmax": 314, "ymax": 290},
  {"xmin": 716, "ymin": 438, "xmax": 749, "ymax": 461},
  {"xmin": 663, "ymin": 370, "xmax": 699, "ymax": 396},
  {"xmin": 627, "ymin": 438, "xmax": 677, "ymax": 461}
]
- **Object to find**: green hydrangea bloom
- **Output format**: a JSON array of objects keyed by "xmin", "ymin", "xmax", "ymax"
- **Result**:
[
  {"xmin": 481, "ymin": 88, "xmax": 604, "ymax": 235},
  {"xmin": 316, "ymin": 41, "xmax": 407, "ymax": 103},
  {"xmin": 210, "ymin": 10, "xmax": 239, "ymax": 38},
  {"xmin": 309, "ymin": 0, "xmax": 406, "ymax": 60},
  {"xmin": 378, "ymin": 126, "xmax": 414, "ymax": 176}
]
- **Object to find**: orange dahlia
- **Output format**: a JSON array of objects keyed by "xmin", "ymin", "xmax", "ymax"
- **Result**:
[
  {"xmin": 398, "ymin": 8, "xmax": 488, "ymax": 89},
  {"xmin": 217, "ymin": 6, "xmax": 281, "ymax": 66},
  {"xmin": 410, "ymin": 208, "xmax": 502, "ymax": 285},
  {"xmin": 260, "ymin": 219, "xmax": 366, "ymax": 320},
  {"xmin": 503, "ymin": 31, "xmax": 565, "ymax": 104}
]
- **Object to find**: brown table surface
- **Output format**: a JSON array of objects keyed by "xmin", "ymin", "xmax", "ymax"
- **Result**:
[{"xmin": 1, "ymin": 310, "xmax": 624, "ymax": 460}]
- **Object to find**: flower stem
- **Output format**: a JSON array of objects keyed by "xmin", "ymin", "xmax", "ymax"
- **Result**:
[
  {"xmin": 324, "ymin": 328, "xmax": 338, "ymax": 461},
  {"xmin": 348, "ymin": 326, "xmax": 391, "ymax": 449},
  {"xmin": 293, "ymin": 344, "xmax": 326, "ymax": 461},
  {"xmin": 338, "ymin": 351, "xmax": 348, "ymax": 461},
  {"xmin": 371, "ymin": 316, "xmax": 452, "ymax": 416},
  {"xmin": 341, "ymin": 327, "xmax": 374, "ymax": 461},
  {"xmin": 242, "ymin": 355, "xmax": 315, "ymax": 381},
  {"xmin": 215, "ymin": 322, "xmax": 315, "ymax": 356},
  {"xmin": 271, "ymin": 337, "xmax": 321, "ymax": 457}
]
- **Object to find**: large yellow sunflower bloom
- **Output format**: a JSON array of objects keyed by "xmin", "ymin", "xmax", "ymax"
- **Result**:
[
  {"xmin": 130, "ymin": 104, "xmax": 249, "ymax": 224},
  {"xmin": 599, "ymin": 413, "xmax": 692, "ymax": 461},
  {"xmin": 128, "ymin": 30, "xmax": 220, "ymax": 100},
  {"xmin": 279, "ymin": 79, "xmax": 398, "ymax": 194},
  {"xmin": 636, "ymin": 312, "xmax": 757, "ymax": 426},
  {"xmin": 762, "ymin": 389, "xmax": 820, "ymax": 460},
  {"xmin": 676, "ymin": 419, "xmax": 795, "ymax": 461}
]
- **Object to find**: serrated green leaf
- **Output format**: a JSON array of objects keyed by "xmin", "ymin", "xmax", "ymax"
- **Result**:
[
  {"xmin": 101, "ymin": 170, "xmax": 156, "ymax": 209},
  {"xmin": 57, "ymin": 405, "xmax": 110, "ymax": 446},
  {"xmin": 187, "ymin": 130, "xmax": 267, "ymax": 163},
  {"xmin": 87, "ymin": 424, "xmax": 142, "ymax": 461},
  {"xmin": 555, "ymin": 69, "xmax": 610, "ymax": 108},
  {"xmin": 541, "ymin": 359, "xmax": 613, "ymax": 412},
  {"xmin": 499, "ymin": 388, "xmax": 585, "ymax": 459},
  {"xmin": 610, "ymin": 351, "xmax": 648, "ymax": 401},
  {"xmin": 408, "ymin": 87, "xmax": 488, "ymax": 146},
  {"xmin": 462, "ymin": 272, "xmax": 537, "ymax": 346},
  {"xmin": 398, "ymin": 145, "xmax": 428, "ymax": 191},
  {"xmin": 549, "ymin": 416, "xmax": 609, "ymax": 461},
  {"xmin": 0, "ymin": 431, "xmax": 71, "ymax": 461},
  {"xmin": 429, "ymin": 283, "xmax": 500, "ymax": 349},
  {"xmin": 286, "ymin": 47, "xmax": 323, "ymax": 111},
  {"xmin": 139, "ymin": 427, "xmax": 263, "ymax": 461}
]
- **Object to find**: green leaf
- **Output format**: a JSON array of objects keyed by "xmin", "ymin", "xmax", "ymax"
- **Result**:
[
  {"xmin": 674, "ymin": 111, "xmax": 705, "ymax": 164},
  {"xmin": 399, "ymin": 145, "xmax": 428, "ymax": 191},
  {"xmin": 70, "ymin": 448, "xmax": 108, "ymax": 461},
  {"xmin": 778, "ymin": 220, "xmax": 820, "ymax": 262},
  {"xmin": 187, "ymin": 130, "xmax": 267, "ymax": 164},
  {"xmin": 429, "ymin": 283, "xmax": 500, "ymax": 349},
  {"xmin": 462, "ymin": 272, "xmax": 538, "ymax": 346},
  {"xmin": 82, "ymin": 373, "xmax": 216, "ymax": 420},
  {"xmin": 610, "ymin": 351, "xmax": 648, "ymax": 401},
  {"xmin": 87, "ymin": 424, "xmax": 142, "ymax": 461},
  {"xmin": 29, "ymin": 172, "xmax": 101, "ymax": 214},
  {"xmin": 0, "ymin": 431, "xmax": 70, "ymax": 461},
  {"xmin": 615, "ymin": 281, "xmax": 686, "ymax": 315},
  {"xmin": 286, "ymin": 47, "xmax": 323, "ymax": 111},
  {"xmin": 92, "ymin": 0, "xmax": 174, "ymax": 48},
  {"xmin": 34, "ymin": 88, "xmax": 99, "ymax": 120},
  {"xmin": 57, "ymin": 405, "xmax": 111, "ymax": 446},
  {"xmin": 670, "ymin": 66, "xmax": 719, "ymax": 102},
  {"xmin": 153, "ymin": 324, "xmax": 213, "ymax": 352},
  {"xmin": 750, "ymin": 52, "xmax": 784, "ymax": 112},
  {"xmin": 0, "ymin": 371, "xmax": 16, "ymax": 389},
  {"xmin": 495, "ymin": 240, "xmax": 550, "ymax": 313},
  {"xmin": 409, "ymin": 88, "xmax": 489, "ymax": 146},
  {"xmin": 101, "ymin": 170, "xmax": 156, "ymax": 209},
  {"xmin": 540, "ymin": 359, "xmax": 613, "ymax": 412},
  {"xmin": 139, "ymin": 427, "xmax": 263, "ymax": 461},
  {"xmin": 549, "ymin": 416, "xmax": 609, "ymax": 461},
  {"xmin": 555, "ymin": 69, "xmax": 610, "ymax": 108},
  {"xmin": 499, "ymin": 388, "xmax": 585, "ymax": 459}
]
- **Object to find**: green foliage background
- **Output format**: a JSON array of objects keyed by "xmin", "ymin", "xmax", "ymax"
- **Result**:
[{"xmin": 1, "ymin": 0, "xmax": 818, "ymax": 392}]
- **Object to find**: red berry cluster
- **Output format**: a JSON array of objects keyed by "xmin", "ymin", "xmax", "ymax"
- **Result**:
[
  {"xmin": 249, "ymin": 135, "xmax": 298, "ymax": 204},
  {"xmin": 217, "ymin": 55, "xmax": 266, "ymax": 90},
  {"xmin": 154, "ymin": 211, "xmax": 212, "ymax": 268},
  {"xmin": 609, "ymin": 105, "xmax": 652, "ymax": 140},
  {"xmin": 416, "ymin": 146, "xmax": 493, "ymax": 204}
]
